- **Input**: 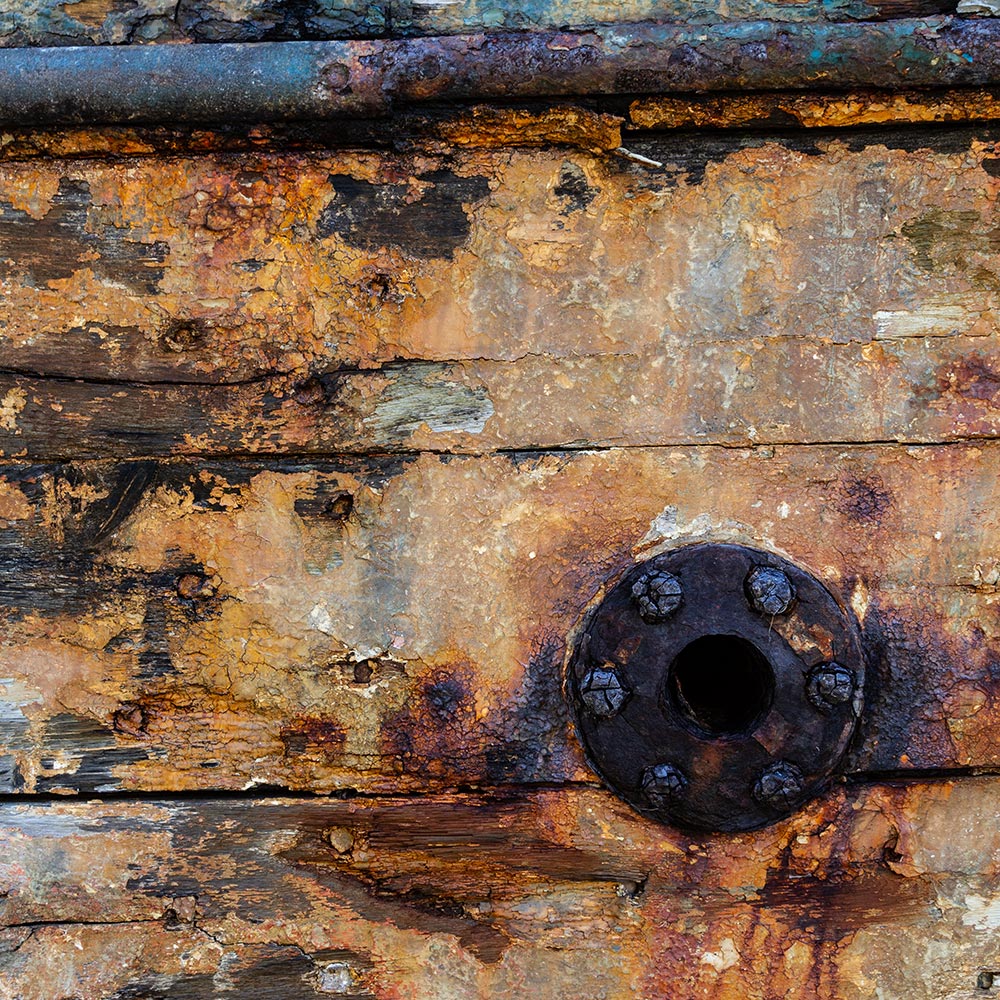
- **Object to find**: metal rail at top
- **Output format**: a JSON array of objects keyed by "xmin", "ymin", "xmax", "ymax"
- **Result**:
[{"xmin": 0, "ymin": 16, "xmax": 997, "ymax": 125}]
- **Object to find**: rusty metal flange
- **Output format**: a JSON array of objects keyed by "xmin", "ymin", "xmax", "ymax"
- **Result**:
[{"xmin": 568, "ymin": 543, "xmax": 865, "ymax": 832}]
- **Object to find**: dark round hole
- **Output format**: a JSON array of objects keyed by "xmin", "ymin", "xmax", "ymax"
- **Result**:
[{"xmin": 668, "ymin": 634, "xmax": 774, "ymax": 737}]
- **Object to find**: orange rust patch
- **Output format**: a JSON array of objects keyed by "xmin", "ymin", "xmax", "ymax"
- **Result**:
[
  {"xmin": 630, "ymin": 89, "xmax": 1000, "ymax": 130},
  {"xmin": 436, "ymin": 105, "xmax": 623, "ymax": 152}
]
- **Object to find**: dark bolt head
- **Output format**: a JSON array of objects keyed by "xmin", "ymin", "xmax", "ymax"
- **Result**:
[
  {"xmin": 745, "ymin": 566, "xmax": 794, "ymax": 616},
  {"xmin": 579, "ymin": 665, "xmax": 629, "ymax": 718},
  {"xmin": 753, "ymin": 761, "xmax": 804, "ymax": 811},
  {"xmin": 641, "ymin": 763, "xmax": 688, "ymax": 810},
  {"xmin": 631, "ymin": 571, "xmax": 683, "ymax": 623},
  {"xmin": 806, "ymin": 663, "xmax": 856, "ymax": 711}
]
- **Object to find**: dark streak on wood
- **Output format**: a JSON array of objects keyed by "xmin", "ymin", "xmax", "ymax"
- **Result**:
[
  {"xmin": 316, "ymin": 169, "xmax": 491, "ymax": 260},
  {"xmin": 33, "ymin": 714, "xmax": 152, "ymax": 793},
  {"xmin": 109, "ymin": 946, "xmax": 378, "ymax": 1000},
  {"xmin": 0, "ymin": 178, "xmax": 167, "ymax": 292}
]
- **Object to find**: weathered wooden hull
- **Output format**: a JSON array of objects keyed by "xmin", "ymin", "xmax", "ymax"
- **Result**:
[{"xmin": 1, "ymin": 3, "xmax": 999, "ymax": 994}]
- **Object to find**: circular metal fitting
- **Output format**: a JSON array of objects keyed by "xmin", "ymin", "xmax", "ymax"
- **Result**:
[{"xmin": 567, "ymin": 543, "xmax": 865, "ymax": 832}]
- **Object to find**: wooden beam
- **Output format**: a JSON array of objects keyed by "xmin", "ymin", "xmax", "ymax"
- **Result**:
[
  {"xmin": 2, "ymin": 444, "xmax": 1000, "ymax": 793},
  {"xmin": 2, "ymin": 782, "xmax": 999, "ymax": 997},
  {"xmin": 0, "ymin": 131, "xmax": 997, "ymax": 457}
]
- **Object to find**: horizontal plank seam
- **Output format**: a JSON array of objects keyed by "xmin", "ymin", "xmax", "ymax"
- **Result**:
[
  {"xmin": 3, "ymin": 437, "xmax": 999, "ymax": 462},
  {"xmin": 0, "ymin": 367, "xmax": 292, "ymax": 389},
  {"xmin": 0, "ymin": 770, "xmax": 994, "ymax": 807},
  {"xmin": 0, "ymin": 917, "xmax": 168, "ymax": 931},
  {"xmin": 0, "ymin": 780, "xmax": 604, "ymax": 806},
  {"xmin": 7, "ymin": 328, "xmax": 1000, "ymax": 387},
  {"xmin": 0, "ymin": 111, "xmax": 996, "ymax": 162}
]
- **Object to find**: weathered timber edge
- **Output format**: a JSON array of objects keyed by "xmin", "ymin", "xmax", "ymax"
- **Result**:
[
  {"xmin": 4, "ymin": 782, "xmax": 1000, "ymax": 997},
  {"xmin": 1, "ymin": 17, "xmax": 999, "ymax": 124}
]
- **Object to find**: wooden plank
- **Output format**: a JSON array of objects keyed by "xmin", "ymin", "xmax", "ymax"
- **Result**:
[
  {"xmin": 2, "ymin": 444, "xmax": 1000, "ymax": 793},
  {"xmin": 2, "ymin": 780, "xmax": 1000, "ymax": 997},
  {"xmin": 0, "ymin": 0, "xmax": 958, "ymax": 51},
  {"xmin": 9, "ymin": 333, "xmax": 1000, "ymax": 457},
  {"xmin": 0, "ymin": 127, "xmax": 994, "ymax": 380},
  {"xmin": 0, "ymin": 130, "xmax": 998, "ymax": 457}
]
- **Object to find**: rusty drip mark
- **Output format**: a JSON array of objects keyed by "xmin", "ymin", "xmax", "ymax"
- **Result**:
[{"xmin": 0, "ymin": 17, "xmax": 998, "ymax": 125}]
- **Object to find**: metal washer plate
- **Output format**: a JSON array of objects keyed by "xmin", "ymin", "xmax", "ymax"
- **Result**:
[{"xmin": 568, "ymin": 543, "xmax": 865, "ymax": 832}]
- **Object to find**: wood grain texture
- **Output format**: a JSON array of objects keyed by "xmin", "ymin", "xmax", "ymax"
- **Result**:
[
  {"xmin": 2, "ymin": 781, "xmax": 1000, "ymax": 998},
  {"xmin": 2, "ymin": 443, "xmax": 1000, "ymax": 793},
  {"xmin": 0, "ymin": 129, "xmax": 998, "ymax": 458}
]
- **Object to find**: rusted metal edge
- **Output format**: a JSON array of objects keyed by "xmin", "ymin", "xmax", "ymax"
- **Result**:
[{"xmin": 0, "ymin": 16, "xmax": 998, "ymax": 124}]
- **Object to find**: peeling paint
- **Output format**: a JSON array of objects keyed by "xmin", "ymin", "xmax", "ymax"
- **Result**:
[{"xmin": 0, "ymin": 386, "xmax": 26, "ymax": 431}]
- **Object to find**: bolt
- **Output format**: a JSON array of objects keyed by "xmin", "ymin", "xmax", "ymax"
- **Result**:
[
  {"xmin": 177, "ymin": 572, "xmax": 216, "ymax": 600},
  {"xmin": 293, "ymin": 376, "xmax": 328, "ymax": 406},
  {"xmin": 579, "ymin": 665, "xmax": 629, "ymax": 718},
  {"xmin": 323, "ymin": 61, "xmax": 352, "ymax": 94},
  {"xmin": 745, "ymin": 566, "xmax": 794, "ymax": 616},
  {"xmin": 806, "ymin": 663, "xmax": 855, "ymax": 711},
  {"xmin": 753, "ymin": 761, "xmax": 804, "ymax": 811},
  {"xmin": 631, "ymin": 570, "xmax": 682, "ymax": 623},
  {"xmin": 160, "ymin": 320, "xmax": 204, "ymax": 354},
  {"xmin": 325, "ymin": 826, "xmax": 355, "ymax": 854},
  {"xmin": 641, "ymin": 763, "xmax": 688, "ymax": 809}
]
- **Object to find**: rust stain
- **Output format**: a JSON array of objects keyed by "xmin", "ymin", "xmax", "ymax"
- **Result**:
[
  {"xmin": 58, "ymin": 0, "xmax": 125, "ymax": 29},
  {"xmin": 836, "ymin": 474, "xmax": 895, "ymax": 526},
  {"xmin": 280, "ymin": 716, "xmax": 348, "ymax": 758},
  {"xmin": 631, "ymin": 88, "xmax": 1000, "ymax": 130},
  {"xmin": 436, "ymin": 105, "xmax": 623, "ymax": 152}
]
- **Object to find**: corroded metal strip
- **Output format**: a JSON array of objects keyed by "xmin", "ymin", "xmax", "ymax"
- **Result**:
[
  {"xmin": 630, "ymin": 86, "xmax": 1000, "ymax": 128},
  {"xmin": 0, "ymin": 17, "xmax": 999, "ymax": 124},
  {"xmin": 0, "ymin": 38, "xmax": 389, "ymax": 122}
]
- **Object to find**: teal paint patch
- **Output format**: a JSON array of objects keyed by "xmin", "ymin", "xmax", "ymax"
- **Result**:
[{"xmin": 0, "ymin": 0, "xmax": 387, "ymax": 46}]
